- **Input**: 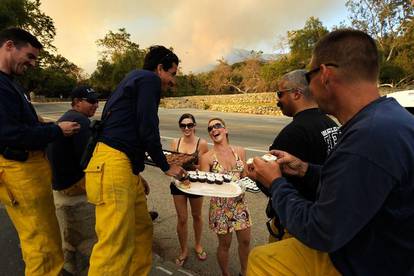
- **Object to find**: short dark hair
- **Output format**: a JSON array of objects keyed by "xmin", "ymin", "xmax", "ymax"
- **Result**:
[
  {"xmin": 312, "ymin": 29, "xmax": 379, "ymax": 82},
  {"xmin": 143, "ymin": 45, "xmax": 179, "ymax": 71},
  {"xmin": 0, "ymin": 27, "xmax": 43, "ymax": 49},
  {"xmin": 179, "ymin": 113, "xmax": 196, "ymax": 125}
]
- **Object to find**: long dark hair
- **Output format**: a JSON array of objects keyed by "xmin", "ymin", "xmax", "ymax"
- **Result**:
[{"xmin": 179, "ymin": 113, "xmax": 196, "ymax": 134}]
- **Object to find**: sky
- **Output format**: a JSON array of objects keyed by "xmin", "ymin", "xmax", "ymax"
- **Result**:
[{"xmin": 40, "ymin": 0, "xmax": 349, "ymax": 75}]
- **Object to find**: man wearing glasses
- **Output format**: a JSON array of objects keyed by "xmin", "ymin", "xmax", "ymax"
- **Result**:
[
  {"xmin": 85, "ymin": 46, "xmax": 186, "ymax": 275},
  {"xmin": 47, "ymin": 85, "xmax": 99, "ymax": 275},
  {"xmin": 264, "ymin": 69, "xmax": 339, "ymax": 242},
  {"xmin": 247, "ymin": 30, "xmax": 414, "ymax": 275}
]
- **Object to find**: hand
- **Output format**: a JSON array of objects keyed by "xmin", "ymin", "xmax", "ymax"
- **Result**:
[
  {"xmin": 165, "ymin": 164, "xmax": 187, "ymax": 179},
  {"xmin": 58, "ymin": 121, "xmax": 80, "ymax": 136},
  {"xmin": 247, "ymin": 157, "xmax": 282, "ymax": 189},
  {"xmin": 141, "ymin": 177, "xmax": 150, "ymax": 195},
  {"xmin": 270, "ymin": 150, "xmax": 308, "ymax": 177}
]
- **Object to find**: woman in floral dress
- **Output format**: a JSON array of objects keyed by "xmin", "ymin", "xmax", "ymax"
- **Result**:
[{"xmin": 199, "ymin": 117, "xmax": 251, "ymax": 276}]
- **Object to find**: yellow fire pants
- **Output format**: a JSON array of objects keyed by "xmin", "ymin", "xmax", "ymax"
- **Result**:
[
  {"xmin": 268, "ymin": 217, "xmax": 292, "ymax": 243},
  {"xmin": 247, "ymin": 238, "xmax": 340, "ymax": 276},
  {"xmin": 85, "ymin": 143, "xmax": 153, "ymax": 276},
  {"xmin": 0, "ymin": 152, "xmax": 63, "ymax": 276}
]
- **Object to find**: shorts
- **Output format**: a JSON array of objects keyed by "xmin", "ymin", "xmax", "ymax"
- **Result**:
[{"xmin": 170, "ymin": 183, "xmax": 202, "ymax": 198}]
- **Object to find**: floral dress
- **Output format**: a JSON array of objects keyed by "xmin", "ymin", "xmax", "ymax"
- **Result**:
[{"xmin": 209, "ymin": 148, "xmax": 252, "ymax": 234}]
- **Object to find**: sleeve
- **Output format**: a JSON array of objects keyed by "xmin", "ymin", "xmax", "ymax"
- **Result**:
[
  {"xmin": 0, "ymin": 90, "xmax": 62, "ymax": 150},
  {"xmin": 270, "ymin": 152, "xmax": 396, "ymax": 252},
  {"xmin": 135, "ymin": 75, "xmax": 170, "ymax": 172},
  {"xmin": 72, "ymin": 117, "xmax": 91, "ymax": 162}
]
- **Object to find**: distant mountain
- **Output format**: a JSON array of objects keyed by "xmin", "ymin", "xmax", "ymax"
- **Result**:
[
  {"xmin": 224, "ymin": 48, "xmax": 281, "ymax": 64},
  {"xmin": 190, "ymin": 48, "xmax": 281, "ymax": 74}
]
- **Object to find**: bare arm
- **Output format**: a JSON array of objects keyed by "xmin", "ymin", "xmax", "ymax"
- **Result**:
[
  {"xmin": 236, "ymin": 146, "xmax": 247, "ymax": 178},
  {"xmin": 199, "ymin": 151, "xmax": 212, "ymax": 172}
]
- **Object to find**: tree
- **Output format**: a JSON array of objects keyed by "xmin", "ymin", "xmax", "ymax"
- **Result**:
[
  {"xmin": 346, "ymin": 0, "xmax": 413, "ymax": 62},
  {"xmin": 90, "ymin": 28, "xmax": 147, "ymax": 96},
  {"xmin": 0, "ymin": 0, "xmax": 56, "ymax": 50},
  {"xmin": 287, "ymin": 17, "xmax": 329, "ymax": 67}
]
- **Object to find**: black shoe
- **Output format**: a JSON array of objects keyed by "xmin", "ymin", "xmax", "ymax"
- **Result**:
[{"xmin": 149, "ymin": 211, "xmax": 159, "ymax": 221}]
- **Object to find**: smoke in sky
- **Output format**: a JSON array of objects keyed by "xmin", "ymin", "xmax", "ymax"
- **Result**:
[{"xmin": 41, "ymin": 0, "xmax": 347, "ymax": 74}]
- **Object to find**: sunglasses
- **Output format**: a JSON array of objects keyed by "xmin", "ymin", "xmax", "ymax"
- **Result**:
[
  {"xmin": 82, "ymin": 98, "xmax": 98, "ymax": 104},
  {"xmin": 305, "ymin": 63, "xmax": 339, "ymax": 84},
  {"xmin": 207, "ymin": 123, "xmax": 225, "ymax": 132},
  {"xmin": 179, "ymin": 123, "xmax": 195, "ymax": 129},
  {"xmin": 276, "ymin": 88, "xmax": 298, "ymax": 99}
]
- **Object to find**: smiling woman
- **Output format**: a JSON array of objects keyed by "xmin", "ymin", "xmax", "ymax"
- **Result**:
[{"xmin": 199, "ymin": 117, "xmax": 251, "ymax": 276}]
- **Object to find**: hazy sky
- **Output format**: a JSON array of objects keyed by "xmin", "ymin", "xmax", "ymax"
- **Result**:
[{"xmin": 40, "ymin": 0, "xmax": 349, "ymax": 75}]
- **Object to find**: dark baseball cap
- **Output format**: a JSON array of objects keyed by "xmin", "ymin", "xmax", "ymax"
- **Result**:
[{"xmin": 71, "ymin": 85, "xmax": 99, "ymax": 100}]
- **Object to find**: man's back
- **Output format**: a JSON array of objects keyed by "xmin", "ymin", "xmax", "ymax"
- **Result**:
[
  {"xmin": 270, "ymin": 108, "xmax": 339, "ymax": 200},
  {"xmin": 47, "ymin": 110, "xmax": 91, "ymax": 190},
  {"xmin": 325, "ymin": 97, "xmax": 414, "ymax": 275}
]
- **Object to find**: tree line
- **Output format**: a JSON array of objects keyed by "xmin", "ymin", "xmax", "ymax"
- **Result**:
[{"xmin": 2, "ymin": 0, "xmax": 414, "ymax": 98}]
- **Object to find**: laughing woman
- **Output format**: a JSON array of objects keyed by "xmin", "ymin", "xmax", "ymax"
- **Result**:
[
  {"xmin": 199, "ymin": 117, "xmax": 251, "ymax": 276},
  {"xmin": 170, "ymin": 113, "xmax": 209, "ymax": 266}
]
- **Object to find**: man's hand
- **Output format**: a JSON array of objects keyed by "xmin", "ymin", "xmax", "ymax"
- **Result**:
[
  {"xmin": 270, "ymin": 150, "xmax": 308, "ymax": 177},
  {"xmin": 141, "ymin": 176, "xmax": 150, "ymax": 195},
  {"xmin": 165, "ymin": 164, "xmax": 187, "ymax": 179},
  {"xmin": 58, "ymin": 121, "xmax": 80, "ymax": 136},
  {"xmin": 247, "ymin": 157, "xmax": 282, "ymax": 189}
]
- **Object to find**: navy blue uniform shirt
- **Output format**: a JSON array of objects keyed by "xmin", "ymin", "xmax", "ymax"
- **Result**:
[
  {"xmin": 0, "ymin": 71, "xmax": 62, "ymax": 151},
  {"xmin": 271, "ymin": 97, "xmax": 414, "ymax": 275},
  {"xmin": 99, "ymin": 69, "xmax": 169, "ymax": 174}
]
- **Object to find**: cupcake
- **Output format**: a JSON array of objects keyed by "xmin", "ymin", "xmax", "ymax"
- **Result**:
[
  {"xmin": 207, "ymin": 174, "xmax": 215, "ymax": 184},
  {"xmin": 198, "ymin": 174, "xmax": 207, "ymax": 183},
  {"xmin": 189, "ymin": 173, "xmax": 198, "ymax": 182},
  {"xmin": 223, "ymin": 174, "xmax": 232, "ymax": 183},
  {"xmin": 215, "ymin": 175, "xmax": 224, "ymax": 185}
]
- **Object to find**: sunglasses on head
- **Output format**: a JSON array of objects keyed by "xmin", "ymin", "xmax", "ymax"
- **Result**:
[
  {"xmin": 82, "ymin": 98, "xmax": 98, "ymax": 104},
  {"xmin": 207, "ymin": 123, "xmax": 224, "ymax": 132},
  {"xmin": 179, "ymin": 123, "xmax": 195, "ymax": 129},
  {"xmin": 305, "ymin": 63, "xmax": 339, "ymax": 84}
]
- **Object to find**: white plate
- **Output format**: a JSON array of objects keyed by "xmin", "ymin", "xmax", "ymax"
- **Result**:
[{"xmin": 174, "ymin": 179, "xmax": 242, "ymax": 198}]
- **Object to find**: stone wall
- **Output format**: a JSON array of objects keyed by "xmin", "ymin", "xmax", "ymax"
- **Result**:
[{"xmin": 160, "ymin": 92, "xmax": 283, "ymax": 116}]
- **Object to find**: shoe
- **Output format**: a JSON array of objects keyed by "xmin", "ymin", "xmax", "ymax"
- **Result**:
[
  {"xmin": 194, "ymin": 249, "xmax": 207, "ymax": 261},
  {"xmin": 175, "ymin": 255, "xmax": 188, "ymax": 266},
  {"xmin": 149, "ymin": 211, "xmax": 159, "ymax": 221}
]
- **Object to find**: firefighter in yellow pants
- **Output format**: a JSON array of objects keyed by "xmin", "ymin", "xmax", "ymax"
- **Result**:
[
  {"xmin": 85, "ymin": 143, "xmax": 153, "ymax": 275},
  {"xmin": 247, "ymin": 238, "xmax": 340, "ymax": 276},
  {"xmin": 0, "ymin": 152, "xmax": 64, "ymax": 276}
]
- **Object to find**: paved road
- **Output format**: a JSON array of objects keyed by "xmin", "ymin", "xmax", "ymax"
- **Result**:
[{"xmin": 0, "ymin": 102, "xmax": 292, "ymax": 276}]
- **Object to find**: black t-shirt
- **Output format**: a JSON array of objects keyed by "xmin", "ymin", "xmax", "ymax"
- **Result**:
[
  {"xmin": 269, "ymin": 108, "xmax": 339, "ymax": 200},
  {"xmin": 47, "ymin": 109, "xmax": 91, "ymax": 190}
]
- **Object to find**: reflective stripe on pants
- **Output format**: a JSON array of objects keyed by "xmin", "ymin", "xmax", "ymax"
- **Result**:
[
  {"xmin": 86, "ymin": 142, "xmax": 153, "ymax": 276},
  {"xmin": 0, "ymin": 152, "xmax": 63, "ymax": 276}
]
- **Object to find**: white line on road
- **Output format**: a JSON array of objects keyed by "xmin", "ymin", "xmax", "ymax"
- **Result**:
[
  {"xmin": 177, "ymin": 269, "xmax": 196, "ymax": 276},
  {"xmin": 155, "ymin": 266, "xmax": 173, "ymax": 275}
]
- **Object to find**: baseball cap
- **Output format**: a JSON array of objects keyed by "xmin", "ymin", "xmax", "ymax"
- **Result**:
[{"xmin": 71, "ymin": 85, "xmax": 99, "ymax": 100}]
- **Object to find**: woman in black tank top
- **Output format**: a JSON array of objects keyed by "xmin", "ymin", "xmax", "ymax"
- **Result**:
[{"xmin": 170, "ymin": 113, "xmax": 209, "ymax": 266}]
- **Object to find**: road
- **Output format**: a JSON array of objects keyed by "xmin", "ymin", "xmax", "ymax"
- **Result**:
[{"xmin": 0, "ymin": 102, "xmax": 292, "ymax": 276}]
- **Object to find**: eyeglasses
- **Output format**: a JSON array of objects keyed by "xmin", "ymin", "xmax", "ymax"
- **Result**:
[
  {"xmin": 179, "ymin": 123, "xmax": 195, "ymax": 129},
  {"xmin": 305, "ymin": 63, "xmax": 339, "ymax": 84},
  {"xmin": 82, "ymin": 98, "xmax": 98, "ymax": 104},
  {"xmin": 207, "ymin": 123, "xmax": 225, "ymax": 132},
  {"xmin": 276, "ymin": 88, "xmax": 301, "ymax": 99}
]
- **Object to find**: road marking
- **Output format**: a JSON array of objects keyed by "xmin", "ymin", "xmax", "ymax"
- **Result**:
[
  {"xmin": 155, "ymin": 266, "xmax": 173, "ymax": 275},
  {"xmin": 177, "ymin": 269, "xmax": 195, "ymax": 276},
  {"xmin": 160, "ymin": 136, "xmax": 268, "ymax": 153}
]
